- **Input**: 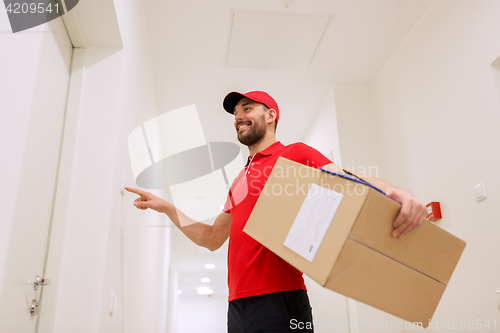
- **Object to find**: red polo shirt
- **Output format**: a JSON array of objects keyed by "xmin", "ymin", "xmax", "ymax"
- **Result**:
[{"xmin": 223, "ymin": 141, "xmax": 332, "ymax": 301}]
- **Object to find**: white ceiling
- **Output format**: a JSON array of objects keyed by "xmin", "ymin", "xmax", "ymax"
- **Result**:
[
  {"xmin": 143, "ymin": 0, "xmax": 435, "ymax": 146},
  {"xmin": 141, "ymin": 0, "xmax": 435, "ymax": 297}
]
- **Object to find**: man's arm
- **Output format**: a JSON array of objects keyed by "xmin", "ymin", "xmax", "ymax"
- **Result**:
[
  {"xmin": 125, "ymin": 187, "xmax": 231, "ymax": 251},
  {"xmin": 320, "ymin": 163, "xmax": 427, "ymax": 238}
]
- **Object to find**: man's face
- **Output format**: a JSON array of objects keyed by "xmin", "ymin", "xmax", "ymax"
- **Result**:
[{"xmin": 233, "ymin": 98, "xmax": 268, "ymax": 147}]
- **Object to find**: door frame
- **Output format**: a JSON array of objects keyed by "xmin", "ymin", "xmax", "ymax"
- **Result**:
[{"xmin": 35, "ymin": 2, "xmax": 123, "ymax": 331}]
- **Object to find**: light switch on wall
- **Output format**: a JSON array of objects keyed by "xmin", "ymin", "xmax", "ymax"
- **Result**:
[
  {"xmin": 474, "ymin": 182, "xmax": 487, "ymax": 202},
  {"xmin": 110, "ymin": 292, "xmax": 117, "ymax": 315},
  {"xmin": 120, "ymin": 175, "xmax": 126, "ymax": 196}
]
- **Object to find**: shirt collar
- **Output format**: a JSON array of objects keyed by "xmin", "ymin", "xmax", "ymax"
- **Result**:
[{"xmin": 245, "ymin": 141, "xmax": 284, "ymax": 166}]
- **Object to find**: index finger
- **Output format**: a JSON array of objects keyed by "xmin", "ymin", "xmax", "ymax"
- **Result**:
[{"xmin": 125, "ymin": 187, "xmax": 146, "ymax": 197}]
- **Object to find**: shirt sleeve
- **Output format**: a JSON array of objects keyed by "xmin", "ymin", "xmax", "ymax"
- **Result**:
[
  {"xmin": 291, "ymin": 142, "xmax": 333, "ymax": 168},
  {"xmin": 222, "ymin": 190, "xmax": 232, "ymax": 213}
]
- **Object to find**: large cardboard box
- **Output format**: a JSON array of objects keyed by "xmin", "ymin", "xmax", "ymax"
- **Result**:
[{"xmin": 243, "ymin": 157, "xmax": 466, "ymax": 327}]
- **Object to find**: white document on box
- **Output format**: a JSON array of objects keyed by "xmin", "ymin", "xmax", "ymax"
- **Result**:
[{"xmin": 284, "ymin": 183, "xmax": 343, "ymax": 262}]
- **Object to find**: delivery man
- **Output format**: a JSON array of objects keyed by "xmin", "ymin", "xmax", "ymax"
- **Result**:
[{"xmin": 126, "ymin": 91, "xmax": 427, "ymax": 332}]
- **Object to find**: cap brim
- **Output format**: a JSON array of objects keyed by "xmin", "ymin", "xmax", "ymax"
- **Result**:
[{"xmin": 223, "ymin": 92, "xmax": 246, "ymax": 114}]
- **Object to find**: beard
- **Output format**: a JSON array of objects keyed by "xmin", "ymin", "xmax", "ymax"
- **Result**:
[{"xmin": 237, "ymin": 114, "xmax": 267, "ymax": 146}]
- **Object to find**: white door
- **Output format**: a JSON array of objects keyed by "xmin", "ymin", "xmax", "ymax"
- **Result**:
[{"xmin": 0, "ymin": 8, "xmax": 73, "ymax": 333}]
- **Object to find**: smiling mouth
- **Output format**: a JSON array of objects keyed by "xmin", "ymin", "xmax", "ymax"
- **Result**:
[{"xmin": 237, "ymin": 123, "xmax": 251, "ymax": 132}]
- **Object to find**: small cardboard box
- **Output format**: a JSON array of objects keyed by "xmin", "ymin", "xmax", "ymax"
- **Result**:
[{"xmin": 243, "ymin": 157, "xmax": 466, "ymax": 327}]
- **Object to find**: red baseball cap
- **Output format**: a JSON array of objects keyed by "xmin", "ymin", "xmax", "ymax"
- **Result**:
[{"xmin": 223, "ymin": 91, "xmax": 280, "ymax": 124}]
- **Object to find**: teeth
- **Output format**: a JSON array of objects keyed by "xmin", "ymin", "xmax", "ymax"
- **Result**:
[{"xmin": 239, "ymin": 124, "xmax": 249, "ymax": 130}]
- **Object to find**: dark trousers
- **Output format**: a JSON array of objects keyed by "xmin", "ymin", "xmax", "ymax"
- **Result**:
[{"xmin": 227, "ymin": 289, "xmax": 314, "ymax": 333}]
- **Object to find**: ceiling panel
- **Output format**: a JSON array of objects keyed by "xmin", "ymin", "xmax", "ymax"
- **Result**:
[{"xmin": 226, "ymin": 10, "xmax": 333, "ymax": 70}]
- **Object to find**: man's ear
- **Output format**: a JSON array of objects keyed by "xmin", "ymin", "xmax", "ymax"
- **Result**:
[{"xmin": 266, "ymin": 108, "xmax": 277, "ymax": 125}]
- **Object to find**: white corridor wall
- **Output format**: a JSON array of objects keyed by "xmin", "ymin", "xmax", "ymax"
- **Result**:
[
  {"xmin": 370, "ymin": 0, "xmax": 500, "ymax": 329},
  {"xmin": 311, "ymin": 0, "xmax": 500, "ymax": 331}
]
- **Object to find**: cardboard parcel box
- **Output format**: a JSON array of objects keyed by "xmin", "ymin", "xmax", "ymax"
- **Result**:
[{"xmin": 243, "ymin": 157, "xmax": 466, "ymax": 327}]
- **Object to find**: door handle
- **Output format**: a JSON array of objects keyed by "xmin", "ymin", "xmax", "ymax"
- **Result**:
[
  {"xmin": 33, "ymin": 275, "xmax": 51, "ymax": 290},
  {"xmin": 29, "ymin": 275, "xmax": 51, "ymax": 315},
  {"xmin": 29, "ymin": 299, "xmax": 39, "ymax": 315}
]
